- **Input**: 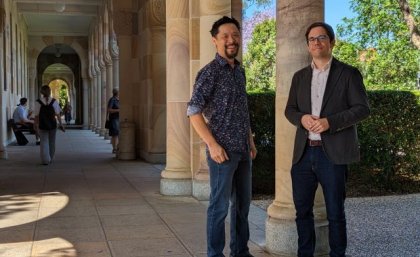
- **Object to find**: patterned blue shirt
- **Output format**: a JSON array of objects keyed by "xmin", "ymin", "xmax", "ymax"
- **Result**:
[{"xmin": 187, "ymin": 53, "xmax": 251, "ymax": 153}]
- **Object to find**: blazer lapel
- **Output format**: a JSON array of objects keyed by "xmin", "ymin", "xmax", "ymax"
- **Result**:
[{"xmin": 321, "ymin": 58, "xmax": 342, "ymax": 112}]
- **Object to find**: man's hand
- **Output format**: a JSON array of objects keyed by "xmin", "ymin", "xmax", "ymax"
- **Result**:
[
  {"xmin": 301, "ymin": 115, "xmax": 330, "ymax": 133},
  {"xmin": 208, "ymin": 142, "xmax": 229, "ymax": 164},
  {"xmin": 301, "ymin": 114, "xmax": 316, "ymax": 130},
  {"xmin": 250, "ymin": 146, "xmax": 257, "ymax": 160},
  {"xmin": 309, "ymin": 117, "xmax": 329, "ymax": 133}
]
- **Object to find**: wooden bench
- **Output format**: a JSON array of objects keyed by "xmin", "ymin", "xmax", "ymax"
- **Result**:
[{"xmin": 8, "ymin": 119, "xmax": 31, "ymax": 132}]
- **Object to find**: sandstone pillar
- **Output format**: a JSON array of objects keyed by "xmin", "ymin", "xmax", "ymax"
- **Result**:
[
  {"xmin": 94, "ymin": 25, "xmax": 102, "ymax": 134},
  {"xmin": 136, "ymin": 0, "xmax": 166, "ymax": 163},
  {"xmin": 189, "ymin": 0, "xmax": 207, "ymax": 199},
  {"xmin": 110, "ymin": 31, "xmax": 119, "ymax": 90},
  {"xmin": 99, "ymin": 16, "xmax": 108, "ymax": 137},
  {"xmin": 82, "ymin": 77, "xmax": 89, "ymax": 129},
  {"xmin": 108, "ymin": 0, "xmax": 119, "ymax": 91},
  {"xmin": 89, "ymin": 32, "xmax": 97, "ymax": 131},
  {"xmin": 28, "ymin": 67, "xmax": 37, "ymax": 110},
  {"xmin": 104, "ymin": 3, "xmax": 113, "ymax": 139},
  {"xmin": 160, "ymin": 0, "xmax": 192, "ymax": 196},
  {"xmin": 265, "ymin": 1, "xmax": 328, "ymax": 256}
]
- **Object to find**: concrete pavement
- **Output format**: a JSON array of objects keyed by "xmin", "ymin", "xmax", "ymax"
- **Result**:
[{"xmin": 0, "ymin": 130, "xmax": 273, "ymax": 257}]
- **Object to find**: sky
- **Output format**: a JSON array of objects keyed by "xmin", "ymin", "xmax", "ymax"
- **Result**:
[{"xmin": 244, "ymin": 0, "xmax": 355, "ymax": 31}]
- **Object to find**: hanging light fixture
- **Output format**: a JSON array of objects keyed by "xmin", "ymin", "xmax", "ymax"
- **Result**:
[{"xmin": 54, "ymin": 1, "xmax": 66, "ymax": 13}]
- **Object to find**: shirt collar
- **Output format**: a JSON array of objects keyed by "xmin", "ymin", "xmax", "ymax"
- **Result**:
[
  {"xmin": 215, "ymin": 53, "xmax": 240, "ymax": 67},
  {"xmin": 311, "ymin": 57, "xmax": 333, "ymax": 71}
]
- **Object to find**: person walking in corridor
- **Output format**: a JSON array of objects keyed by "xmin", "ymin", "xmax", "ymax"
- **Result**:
[
  {"xmin": 63, "ymin": 101, "xmax": 72, "ymax": 125},
  {"xmin": 107, "ymin": 88, "xmax": 120, "ymax": 154},
  {"xmin": 285, "ymin": 22, "xmax": 370, "ymax": 257},
  {"xmin": 187, "ymin": 16, "xmax": 257, "ymax": 257},
  {"xmin": 34, "ymin": 85, "xmax": 65, "ymax": 165}
]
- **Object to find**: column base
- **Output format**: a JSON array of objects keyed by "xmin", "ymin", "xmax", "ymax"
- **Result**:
[
  {"xmin": 100, "ymin": 129, "xmax": 107, "ymax": 137},
  {"xmin": 266, "ymin": 217, "xmax": 329, "ymax": 257},
  {"xmin": 139, "ymin": 150, "xmax": 165, "ymax": 164},
  {"xmin": 0, "ymin": 150, "xmax": 8, "ymax": 160},
  {"xmin": 160, "ymin": 178, "xmax": 192, "ymax": 196},
  {"xmin": 192, "ymin": 179, "xmax": 210, "ymax": 200}
]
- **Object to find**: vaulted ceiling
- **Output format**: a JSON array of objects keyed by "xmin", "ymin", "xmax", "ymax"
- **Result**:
[{"xmin": 15, "ymin": 0, "xmax": 102, "ymax": 36}]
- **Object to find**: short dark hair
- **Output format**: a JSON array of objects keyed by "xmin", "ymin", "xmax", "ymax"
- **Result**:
[
  {"xmin": 112, "ymin": 88, "xmax": 118, "ymax": 96},
  {"xmin": 305, "ymin": 22, "xmax": 335, "ymax": 43},
  {"xmin": 19, "ymin": 98, "xmax": 28, "ymax": 106},
  {"xmin": 210, "ymin": 16, "xmax": 240, "ymax": 37},
  {"xmin": 40, "ymin": 85, "xmax": 51, "ymax": 98}
]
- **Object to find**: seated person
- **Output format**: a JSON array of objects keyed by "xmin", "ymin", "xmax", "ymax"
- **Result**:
[{"xmin": 13, "ymin": 97, "xmax": 40, "ymax": 144}]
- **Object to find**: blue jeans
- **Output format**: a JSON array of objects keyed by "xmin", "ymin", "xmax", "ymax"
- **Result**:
[
  {"xmin": 207, "ymin": 151, "xmax": 252, "ymax": 257},
  {"xmin": 291, "ymin": 145, "xmax": 348, "ymax": 257}
]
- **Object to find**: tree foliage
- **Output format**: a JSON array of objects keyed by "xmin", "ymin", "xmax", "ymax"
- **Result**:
[
  {"xmin": 334, "ymin": 0, "xmax": 419, "ymax": 90},
  {"xmin": 242, "ymin": 11, "xmax": 274, "ymax": 53},
  {"xmin": 59, "ymin": 85, "xmax": 68, "ymax": 108},
  {"xmin": 243, "ymin": 0, "xmax": 272, "ymax": 10},
  {"xmin": 243, "ymin": 18, "xmax": 276, "ymax": 92}
]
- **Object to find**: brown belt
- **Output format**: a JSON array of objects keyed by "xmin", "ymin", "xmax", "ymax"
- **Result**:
[{"xmin": 308, "ymin": 139, "xmax": 322, "ymax": 147}]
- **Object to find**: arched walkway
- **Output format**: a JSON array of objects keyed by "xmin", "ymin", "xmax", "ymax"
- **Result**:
[{"xmin": 0, "ymin": 130, "xmax": 272, "ymax": 257}]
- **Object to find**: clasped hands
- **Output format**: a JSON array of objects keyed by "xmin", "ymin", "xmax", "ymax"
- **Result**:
[{"xmin": 301, "ymin": 114, "xmax": 329, "ymax": 134}]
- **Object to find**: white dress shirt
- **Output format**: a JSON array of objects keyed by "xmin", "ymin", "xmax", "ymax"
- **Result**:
[{"xmin": 309, "ymin": 58, "xmax": 332, "ymax": 140}]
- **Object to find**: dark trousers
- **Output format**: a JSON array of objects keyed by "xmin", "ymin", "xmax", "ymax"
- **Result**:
[{"xmin": 291, "ymin": 145, "xmax": 348, "ymax": 257}]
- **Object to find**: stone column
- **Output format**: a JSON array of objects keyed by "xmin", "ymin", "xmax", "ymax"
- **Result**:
[
  {"xmin": 190, "ymin": 0, "xmax": 206, "ymax": 199},
  {"xmin": 110, "ymin": 31, "xmax": 119, "ymax": 90},
  {"xmin": 94, "ymin": 25, "xmax": 102, "ymax": 134},
  {"xmin": 137, "ymin": 0, "xmax": 166, "ymax": 163},
  {"xmin": 0, "ymin": 6, "xmax": 6, "ymax": 160},
  {"xmin": 28, "ymin": 67, "xmax": 37, "ymax": 109},
  {"xmin": 160, "ymin": 0, "xmax": 192, "ymax": 196},
  {"xmin": 265, "ymin": 1, "xmax": 328, "ymax": 256},
  {"xmin": 104, "ymin": 3, "xmax": 113, "ymax": 139},
  {"xmin": 109, "ymin": 0, "xmax": 119, "ymax": 90},
  {"xmin": 82, "ymin": 77, "xmax": 89, "ymax": 129},
  {"xmin": 99, "ymin": 15, "xmax": 108, "ymax": 137},
  {"xmin": 89, "ymin": 32, "xmax": 97, "ymax": 131}
]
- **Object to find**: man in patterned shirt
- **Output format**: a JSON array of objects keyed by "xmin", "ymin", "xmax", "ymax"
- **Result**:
[{"xmin": 187, "ymin": 16, "xmax": 257, "ymax": 257}]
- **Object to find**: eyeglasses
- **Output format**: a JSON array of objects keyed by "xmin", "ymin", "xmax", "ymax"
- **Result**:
[{"xmin": 307, "ymin": 35, "xmax": 329, "ymax": 44}]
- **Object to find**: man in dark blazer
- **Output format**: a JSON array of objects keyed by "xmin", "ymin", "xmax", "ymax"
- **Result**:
[{"xmin": 285, "ymin": 22, "xmax": 370, "ymax": 257}]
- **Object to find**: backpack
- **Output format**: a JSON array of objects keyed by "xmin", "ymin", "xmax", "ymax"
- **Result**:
[{"xmin": 37, "ymin": 98, "xmax": 57, "ymax": 130}]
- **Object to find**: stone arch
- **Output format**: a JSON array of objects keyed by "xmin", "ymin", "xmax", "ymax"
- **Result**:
[{"xmin": 35, "ymin": 43, "xmax": 83, "ymax": 124}]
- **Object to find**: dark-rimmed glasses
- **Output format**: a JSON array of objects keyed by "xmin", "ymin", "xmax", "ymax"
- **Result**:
[{"xmin": 307, "ymin": 35, "xmax": 329, "ymax": 44}]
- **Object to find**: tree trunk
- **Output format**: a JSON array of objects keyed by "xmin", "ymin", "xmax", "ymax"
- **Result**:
[{"xmin": 398, "ymin": 0, "xmax": 420, "ymax": 49}]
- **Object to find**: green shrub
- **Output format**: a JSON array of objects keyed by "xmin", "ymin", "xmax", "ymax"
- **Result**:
[
  {"xmin": 248, "ymin": 90, "xmax": 420, "ymax": 195},
  {"xmin": 248, "ymin": 91, "xmax": 275, "ymax": 194},
  {"xmin": 353, "ymin": 90, "xmax": 420, "ymax": 191}
]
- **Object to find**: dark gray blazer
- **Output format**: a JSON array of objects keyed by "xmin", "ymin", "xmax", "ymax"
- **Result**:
[{"xmin": 285, "ymin": 58, "xmax": 370, "ymax": 165}]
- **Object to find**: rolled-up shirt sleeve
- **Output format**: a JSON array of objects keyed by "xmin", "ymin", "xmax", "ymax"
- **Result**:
[{"xmin": 187, "ymin": 68, "xmax": 213, "ymax": 117}]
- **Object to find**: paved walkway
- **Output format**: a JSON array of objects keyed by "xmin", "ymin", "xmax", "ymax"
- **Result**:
[
  {"xmin": 0, "ymin": 130, "xmax": 273, "ymax": 257},
  {"xmin": 1, "ymin": 130, "xmax": 418, "ymax": 257}
]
